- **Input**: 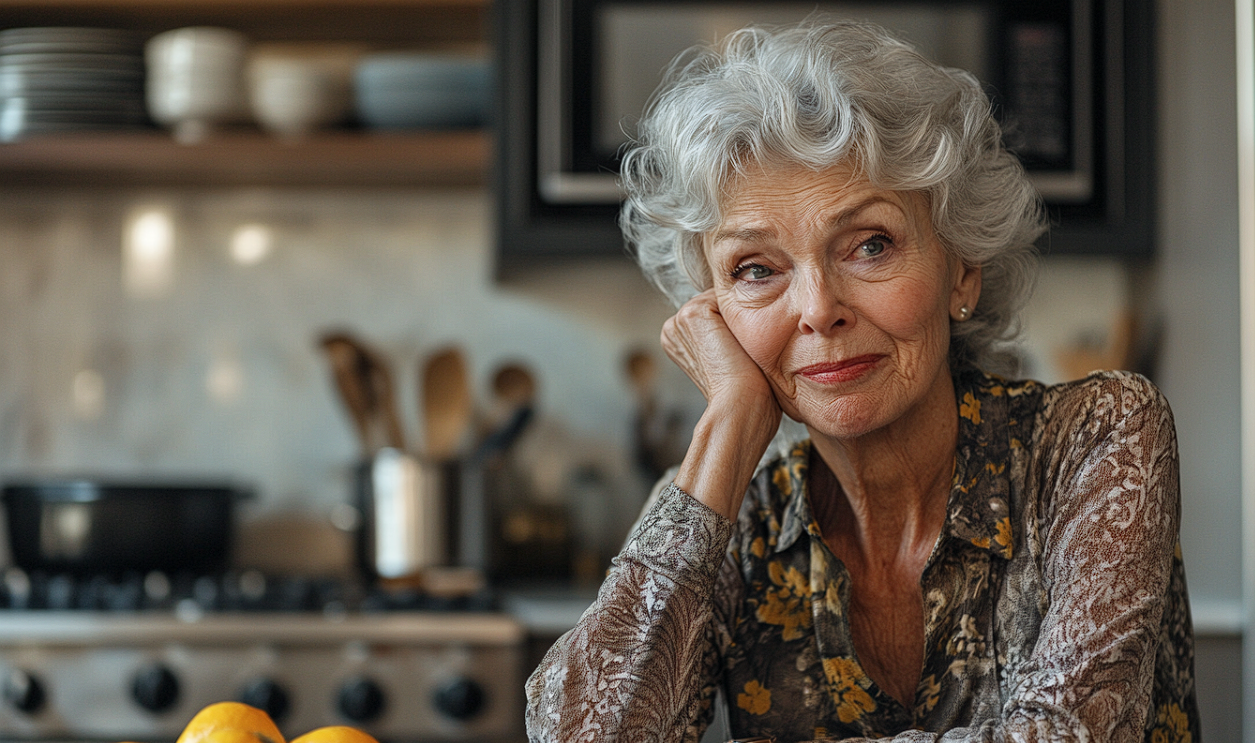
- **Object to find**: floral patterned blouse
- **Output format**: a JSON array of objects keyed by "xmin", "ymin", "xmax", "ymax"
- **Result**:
[{"xmin": 526, "ymin": 369, "xmax": 1200, "ymax": 742}]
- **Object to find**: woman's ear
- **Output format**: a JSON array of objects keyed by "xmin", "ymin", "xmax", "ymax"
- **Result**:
[{"xmin": 950, "ymin": 262, "xmax": 982, "ymax": 321}]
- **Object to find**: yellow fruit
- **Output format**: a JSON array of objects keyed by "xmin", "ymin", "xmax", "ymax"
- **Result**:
[
  {"xmin": 203, "ymin": 732, "xmax": 273, "ymax": 743},
  {"xmin": 176, "ymin": 702, "xmax": 285, "ymax": 743},
  {"xmin": 290, "ymin": 726, "xmax": 379, "ymax": 743}
]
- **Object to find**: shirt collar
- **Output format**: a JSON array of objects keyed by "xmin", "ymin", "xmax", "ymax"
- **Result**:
[
  {"xmin": 768, "ymin": 368, "xmax": 1015, "ymax": 560},
  {"xmin": 945, "ymin": 368, "xmax": 1015, "ymax": 560}
]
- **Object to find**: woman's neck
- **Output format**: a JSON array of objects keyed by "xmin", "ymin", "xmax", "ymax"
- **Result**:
[{"xmin": 807, "ymin": 371, "xmax": 958, "ymax": 568}]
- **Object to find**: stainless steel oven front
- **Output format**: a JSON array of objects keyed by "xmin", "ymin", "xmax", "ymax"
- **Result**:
[{"xmin": 0, "ymin": 574, "xmax": 526, "ymax": 743}]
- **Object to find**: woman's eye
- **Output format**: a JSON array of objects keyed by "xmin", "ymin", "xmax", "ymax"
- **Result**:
[
  {"xmin": 734, "ymin": 263, "xmax": 774, "ymax": 280},
  {"xmin": 857, "ymin": 236, "xmax": 890, "ymax": 258}
]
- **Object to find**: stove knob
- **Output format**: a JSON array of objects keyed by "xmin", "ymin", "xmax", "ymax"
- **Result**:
[
  {"xmin": 337, "ymin": 676, "xmax": 385, "ymax": 723},
  {"xmin": 3, "ymin": 669, "xmax": 46, "ymax": 714},
  {"xmin": 131, "ymin": 663, "xmax": 179, "ymax": 713},
  {"xmin": 433, "ymin": 678, "xmax": 485, "ymax": 721},
  {"xmin": 239, "ymin": 678, "xmax": 291, "ymax": 723}
]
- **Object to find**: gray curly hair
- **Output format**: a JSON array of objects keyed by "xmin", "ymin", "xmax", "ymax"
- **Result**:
[{"xmin": 619, "ymin": 19, "xmax": 1046, "ymax": 372}]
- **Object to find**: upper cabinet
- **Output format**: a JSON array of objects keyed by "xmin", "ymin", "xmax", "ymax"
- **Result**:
[{"xmin": 0, "ymin": 0, "xmax": 491, "ymax": 187}]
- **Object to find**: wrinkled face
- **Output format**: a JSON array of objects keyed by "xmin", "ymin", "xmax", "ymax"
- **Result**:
[{"xmin": 705, "ymin": 163, "xmax": 981, "ymax": 439}]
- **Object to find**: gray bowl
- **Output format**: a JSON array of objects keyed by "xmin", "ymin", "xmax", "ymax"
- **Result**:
[{"xmin": 354, "ymin": 53, "xmax": 489, "ymax": 129}]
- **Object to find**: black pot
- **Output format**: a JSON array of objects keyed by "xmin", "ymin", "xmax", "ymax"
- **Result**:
[{"xmin": 1, "ymin": 480, "xmax": 249, "ymax": 575}]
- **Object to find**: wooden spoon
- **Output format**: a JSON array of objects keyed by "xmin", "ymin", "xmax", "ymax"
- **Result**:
[
  {"xmin": 319, "ymin": 332, "xmax": 406, "ymax": 454},
  {"xmin": 422, "ymin": 346, "xmax": 472, "ymax": 460},
  {"xmin": 319, "ymin": 333, "xmax": 375, "ymax": 454}
]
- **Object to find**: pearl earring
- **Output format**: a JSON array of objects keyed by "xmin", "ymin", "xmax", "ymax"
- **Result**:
[{"xmin": 957, "ymin": 306, "xmax": 971, "ymax": 321}]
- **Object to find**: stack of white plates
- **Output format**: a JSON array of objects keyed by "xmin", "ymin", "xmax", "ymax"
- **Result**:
[{"xmin": 0, "ymin": 27, "xmax": 148, "ymax": 142}]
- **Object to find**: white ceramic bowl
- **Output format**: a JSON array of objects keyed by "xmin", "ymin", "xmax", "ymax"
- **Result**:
[
  {"xmin": 247, "ymin": 44, "xmax": 360, "ymax": 136},
  {"xmin": 354, "ymin": 52, "xmax": 489, "ymax": 129},
  {"xmin": 145, "ymin": 27, "xmax": 248, "ymax": 142}
]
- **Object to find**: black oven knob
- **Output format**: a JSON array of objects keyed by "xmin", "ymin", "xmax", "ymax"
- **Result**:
[
  {"xmin": 131, "ymin": 663, "xmax": 179, "ymax": 713},
  {"xmin": 239, "ymin": 678, "xmax": 291, "ymax": 723},
  {"xmin": 337, "ymin": 676, "xmax": 385, "ymax": 723},
  {"xmin": 3, "ymin": 668, "xmax": 46, "ymax": 714},
  {"xmin": 433, "ymin": 678, "xmax": 485, "ymax": 721}
]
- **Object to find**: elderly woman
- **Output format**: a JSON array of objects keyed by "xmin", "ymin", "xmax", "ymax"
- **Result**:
[{"xmin": 526, "ymin": 19, "xmax": 1198, "ymax": 743}]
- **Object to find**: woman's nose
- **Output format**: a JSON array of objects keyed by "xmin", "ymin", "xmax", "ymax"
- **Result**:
[{"xmin": 796, "ymin": 273, "xmax": 853, "ymax": 335}]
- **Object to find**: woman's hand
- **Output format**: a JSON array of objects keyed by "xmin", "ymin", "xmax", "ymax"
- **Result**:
[
  {"xmin": 662, "ymin": 290, "xmax": 782, "ymax": 520},
  {"xmin": 662, "ymin": 290, "xmax": 774, "ymax": 406}
]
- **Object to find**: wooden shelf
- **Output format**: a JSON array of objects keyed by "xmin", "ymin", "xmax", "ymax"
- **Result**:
[
  {"xmin": 0, "ymin": 129, "xmax": 490, "ymax": 187},
  {"xmin": 0, "ymin": 0, "xmax": 491, "ymax": 188}
]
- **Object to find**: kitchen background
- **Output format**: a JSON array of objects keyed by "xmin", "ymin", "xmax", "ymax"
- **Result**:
[
  {"xmin": 0, "ymin": 187, "xmax": 1137, "ymax": 574},
  {"xmin": 0, "ymin": 0, "xmax": 1246, "ymax": 739}
]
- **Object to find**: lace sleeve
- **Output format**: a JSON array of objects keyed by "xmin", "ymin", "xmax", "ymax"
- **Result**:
[
  {"xmin": 998, "ymin": 372, "xmax": 1182, "ymax": 742},
  {"xmin": 525, "ymin": 482, "xmax": 740, "ymax": 743}
]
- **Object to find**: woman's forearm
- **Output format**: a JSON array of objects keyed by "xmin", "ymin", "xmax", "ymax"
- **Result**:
[
  {"xmin": 524, "ymin": 484, "xmax": 738, "ymax": 743},
  {"xmin": 660, "ymin": 288, "xmax": 782, "ymax": 522},
  {"xmin": 674, "ymin": 398, "xmax": 780, "ymax": 521}
]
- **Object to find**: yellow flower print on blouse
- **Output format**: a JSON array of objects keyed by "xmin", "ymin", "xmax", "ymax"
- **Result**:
[
  {"xmin": 755, "ymin": 561, "xmax": 812, "ymax": 641},
  {"xmin": 809, "ymin": 541, "xmax": 843, "ymax": 617},
  {"xmin": 789, "ymin": 456, "xmax": 806, "ymax": 484},
  {"xmin": 736, "ymin": 680, "xmax": 772, "ymax": 715},
  {"xmin": 772, "ymin": 466, "xmax": 793, "ymax": 498},
  {"xmin": 993, "ymin": 517, "xmax": 1013, "ymax": 552},
  {"xmin": 1151, "ymin": 703, "xmax": 1193, "ymax": 743},
  {"xmin": 959, "ymin": 392, "xmax": 982, "ymax": 424},
  {"xmin": 822, "ymin": 657, "xmax": 877, "ymax": 724},
  {"xmin": 823, "ymin": 580, "xmax": 842, "ymax": 616},
  {"xmin": 917, "ymin": 674, "xmax": 941, "ymax": 714},
  {"xmin": 771, "ymin": 443, "xmax": 809, "ymax": 500}
]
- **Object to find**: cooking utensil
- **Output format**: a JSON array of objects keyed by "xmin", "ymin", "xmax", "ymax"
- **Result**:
[
  {"xmin": 2, "ymin": 480, "xmax": 248, "ymax": 574},
  {"xmin": 421, "ymin": 346, "xmax": 472, "ymax": 460},
  {"xmin": 473, "ymin": 361, "xmax": 535, "ymax": 462},
  {"xmin": 319, "ymin": 333, "xmax": 374, "ymax": 453},
  {"xmin": 474, "ymin": 361, "xmax": 568, "ymax": 581},
  {"xmin": 371, "ymin": 350, "xmax": 407, "ymax": 452},
  {"xmin": 625, "ymin": 347, "xmax": 684, "ymax": 481},
  {"xmin": 319, "ymin": 332, "xmax": 406, "ymax": 454},
  {"xmin": 493, "ymin": 362, "xmax": 535, "ymax": 407}
]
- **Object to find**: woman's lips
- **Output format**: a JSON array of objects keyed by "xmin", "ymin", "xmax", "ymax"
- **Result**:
[{"xmin": 797, "ymin": 354, "xmax": 883, "ymax": 384}]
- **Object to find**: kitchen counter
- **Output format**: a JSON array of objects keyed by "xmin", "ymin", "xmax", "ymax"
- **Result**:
[{"xmin": 501, "ymin": 585, "xmax": 598, "ymax": 637}]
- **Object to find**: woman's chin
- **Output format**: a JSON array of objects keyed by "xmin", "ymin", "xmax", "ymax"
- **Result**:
[{"xmin": 797, "ymin": 396, "xmax": 892, "ymax": 441}]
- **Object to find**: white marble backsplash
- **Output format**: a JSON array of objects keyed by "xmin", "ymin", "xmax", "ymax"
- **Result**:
[
  {"xmin": 0, "ymin": 187, "xmax": 690, "ymax": 564},
  {"xmin": 0, "ymin": 184, "xmax": 1133, "ymax": 571}
]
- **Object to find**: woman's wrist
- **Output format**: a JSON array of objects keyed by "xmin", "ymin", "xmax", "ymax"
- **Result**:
[{"xmin": 674, "ymin": 397, "xmax": 780, "ymax": 520}]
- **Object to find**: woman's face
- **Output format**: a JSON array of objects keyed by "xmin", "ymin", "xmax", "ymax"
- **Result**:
[{"xmin": 704, "ymin": 163, "xmax": 981, "ymax": 440}]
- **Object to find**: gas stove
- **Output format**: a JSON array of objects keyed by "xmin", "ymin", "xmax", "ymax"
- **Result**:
[{"xmin": 0, "ymin": 569, "xmax": 526, "ymax": 743}]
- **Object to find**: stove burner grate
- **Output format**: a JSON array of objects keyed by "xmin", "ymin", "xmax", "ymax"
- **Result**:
[{"xmin": 0, "ymin": 567, "xmax": 495, "ymax": 614}]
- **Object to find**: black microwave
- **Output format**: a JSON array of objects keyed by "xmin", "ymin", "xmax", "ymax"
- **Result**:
[{"xmin": 495, "ymin": 0, "xmax": 1155, "ymax": 266}]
